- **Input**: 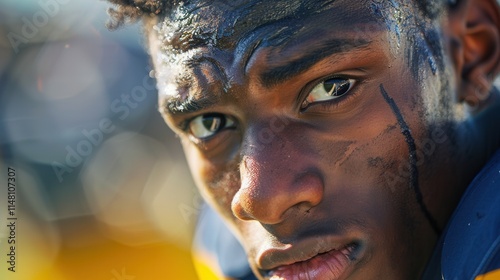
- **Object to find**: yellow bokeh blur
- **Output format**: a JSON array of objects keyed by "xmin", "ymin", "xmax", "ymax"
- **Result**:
[{"xmin": 0, "ymin": 1, "xmax": 206, "ymax": 279}]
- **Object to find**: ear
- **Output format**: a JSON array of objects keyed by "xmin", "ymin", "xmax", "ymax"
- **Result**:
[{"xmin": 447, "ymin": 0, "xmax": 500, "ymax": 111}]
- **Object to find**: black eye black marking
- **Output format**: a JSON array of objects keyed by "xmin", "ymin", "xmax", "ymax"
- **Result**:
[{"xmin": 379, "ymin": 84, "xmax": 441, "ymax": 236}]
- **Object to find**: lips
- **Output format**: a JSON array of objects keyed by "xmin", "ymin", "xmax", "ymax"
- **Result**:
[
  {"xmin": 257, "ymin": 237, "xmax": 363, "ymax": 280},
  {"xmin": 267, "ymin": 244, "xmax": 355, "ymax": 280}
]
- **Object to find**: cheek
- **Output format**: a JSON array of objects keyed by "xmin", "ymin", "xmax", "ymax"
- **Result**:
[
  {"xmin": 320, "ymin": 121, "xmax": 415, "ymax": 230},
  {"xmin": 322, "ymin": 128, "xmax": 427, "ymax": 277},
  {"xmin": 310, "ymin": 84, "xmax": 430, "ymax": 250},
  {"xmin": 311, "ymin": 89, "xmax": 415, "ymax": 196},
  {"xmin": 182, "ymin": 140, "xmax": 241, "ymax": 219}
]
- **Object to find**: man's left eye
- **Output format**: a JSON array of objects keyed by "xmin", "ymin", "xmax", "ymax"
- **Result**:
[{"xmin": 302, "ymin": 77, "xmax": 356, "ymax": 108}]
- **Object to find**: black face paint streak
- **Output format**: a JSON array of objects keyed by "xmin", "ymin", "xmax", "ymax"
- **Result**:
[
  {"xmin": 407, "ymin": 26, "xmax": 444, "ymax": 79},
  {"xmin": 369, "ymin": 1, "xmax": 445, "ymax": 82},
  {"xmin": 379, "ymin": 84, "xmax": 441, "ymax": 236}
]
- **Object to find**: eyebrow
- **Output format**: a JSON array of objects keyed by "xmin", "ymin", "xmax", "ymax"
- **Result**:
[
  {"xmin": 261, "ymin": 37, "xmax": 371, "ymax": 88},
  {"xmin": 163, "ymin": 92, "xmax": 220, "ymax": 116},
  {"xmin": 164, "ymin": 56, "xmax": 228, "ymax": 116},
  {"xmin": 164, "ymin": 37, "xmax": 372, "ymax": 116}
]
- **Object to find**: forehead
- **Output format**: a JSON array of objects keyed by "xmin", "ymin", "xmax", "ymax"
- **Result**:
[
  {"xmin": 150, "ymin": 0, "xmax": 421, "ymax": 103},
  {"xmin": 157, "ymin": 0, "xmax": 399, "ymax": 52}
]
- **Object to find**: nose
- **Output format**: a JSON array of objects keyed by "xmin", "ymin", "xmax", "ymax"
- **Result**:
[{"xmin": 231, "ymin": 131, "xmax": 324, "ymax": 224}]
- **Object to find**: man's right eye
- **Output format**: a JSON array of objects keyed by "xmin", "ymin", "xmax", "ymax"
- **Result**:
[{"xmin": 188, "ymin": 113, "xmax": 236, "ymax": 139}]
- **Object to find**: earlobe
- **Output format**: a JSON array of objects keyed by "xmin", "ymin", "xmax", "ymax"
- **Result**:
[{"xmin": 448, "ymin": 0, "xmax": 500, "ymax": 110}]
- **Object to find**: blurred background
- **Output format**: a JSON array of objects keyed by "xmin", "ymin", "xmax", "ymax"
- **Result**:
[{"xmin": 0, "ymin": 0, "xmax": 204, "ymax": 279}]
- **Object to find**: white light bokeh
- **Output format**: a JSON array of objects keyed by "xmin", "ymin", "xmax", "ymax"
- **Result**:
[{"xmin": 81, "ymin": 132, "xmax": 197, "ymax": 247}]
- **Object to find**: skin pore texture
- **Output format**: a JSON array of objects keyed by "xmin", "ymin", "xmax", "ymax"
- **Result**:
[{"xmin": 132, "ymin": 0, "xmax": 500, "ymax": 279}]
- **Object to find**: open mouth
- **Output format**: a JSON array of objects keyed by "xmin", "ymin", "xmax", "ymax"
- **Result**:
[{"xmin": 264, "ymin": 243, "xmax": 360, "ymax": 280}]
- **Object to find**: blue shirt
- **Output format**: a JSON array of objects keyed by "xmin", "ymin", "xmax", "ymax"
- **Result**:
[{"xmin": 440, "ymin": 150, "xmax": 500, "ymax": 279}]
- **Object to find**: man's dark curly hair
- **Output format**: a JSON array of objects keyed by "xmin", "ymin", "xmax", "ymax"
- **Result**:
[{"xmin": 106, "ymin": 0, "xmax": 167, "ymax": 29}]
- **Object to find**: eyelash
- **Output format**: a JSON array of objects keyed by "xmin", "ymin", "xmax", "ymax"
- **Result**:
[
  {"xmin": 309, "ymin": 91, "xmax": 358, "ymax": 111},
  {"xmin": 178, "ymin": 114, "xmax": 235, "ymax": 143},
  {"xmin": 177, "ymin": 119, "xmax": 191, "ymax": 133},
  {"xmin": 300, "ymin": 76, "xmax": 361, "ymax": 112}
]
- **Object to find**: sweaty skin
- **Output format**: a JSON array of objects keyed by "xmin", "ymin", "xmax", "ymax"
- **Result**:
[{"xmin": 149, "ymin": 0, "xmax": 500, "ymax": 279}]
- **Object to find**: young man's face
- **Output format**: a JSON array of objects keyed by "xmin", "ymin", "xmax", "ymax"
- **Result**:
[{"xmin": 154, "ymin": 1, "xmax": 466, "ymax": 279}]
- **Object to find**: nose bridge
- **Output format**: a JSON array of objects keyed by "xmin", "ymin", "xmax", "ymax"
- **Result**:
[
  {"xmin": 231, "ymin": 119, "xmax": 324, "ymax": 224},
  {"xmin": 248, "ymin": 115, "xmax": 290, "ymax": 152}
]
